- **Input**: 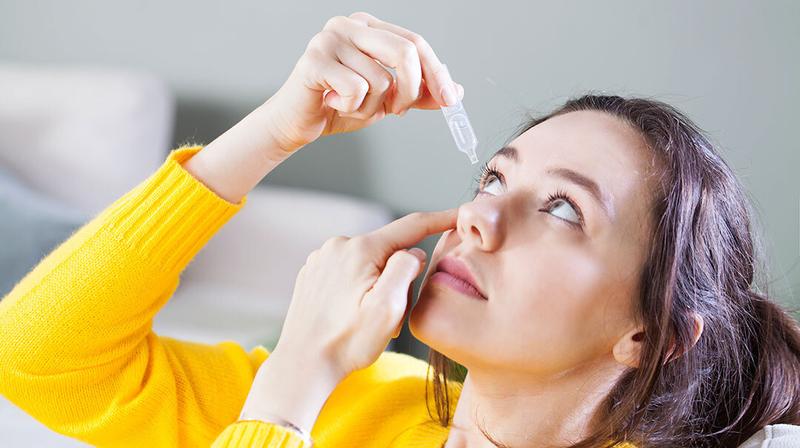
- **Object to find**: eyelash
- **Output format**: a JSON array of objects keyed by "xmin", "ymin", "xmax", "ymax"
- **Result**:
[
  {"xmin": 472, "ymin": 161, "xmax": 585, "ymax": 229},
  {"xmin": 472, "ymin": 161, "xmax": 500, "ymax": 194}
]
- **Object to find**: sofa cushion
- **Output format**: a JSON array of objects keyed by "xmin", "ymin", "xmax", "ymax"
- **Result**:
[{"xmin": 0, "ymin": 167, "xmax": 86, "ymax": 297}]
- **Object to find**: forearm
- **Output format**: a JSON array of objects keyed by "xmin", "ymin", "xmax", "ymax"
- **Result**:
[
  {"xmin": 0, "ymin": 147, "xmax": 243, "ymax": 375},
  {"xmin": 0, "ymin": 147, "xmax": 250, "ymax": 445},
  {"xmin": 238, "ymin": 347, "xmax": 344, "ymax": 435},
  {"xmin": 181, "ymin": 100, "xmax": 294, "ymax": 204}
]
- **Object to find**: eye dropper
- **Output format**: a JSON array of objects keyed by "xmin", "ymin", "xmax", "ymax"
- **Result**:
[{"xmin": 440, "ymin": 64, "xmax": 478, "ymax": 164}]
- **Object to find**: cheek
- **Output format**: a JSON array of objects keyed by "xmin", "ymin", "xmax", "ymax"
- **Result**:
[{"xmin": 490, "ymin": 242, "xmax": 619, "ymax": 371}]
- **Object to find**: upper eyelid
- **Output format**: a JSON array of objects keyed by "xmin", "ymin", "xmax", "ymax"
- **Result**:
[{"xmin": 477, "ymin": 162, "xmax": 503, "ymax": 186}]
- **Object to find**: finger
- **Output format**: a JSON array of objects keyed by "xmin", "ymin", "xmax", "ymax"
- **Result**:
[
  {"xmin": 409, "ymin": 79, "xmax": 464, "ymax": 111},
  {"xmin": 316, "ymin": 59, "xmax": 370, "ymax": 113},
  {"xmin": 349, "ymin": 12, "xmax": 458, "ymax": 109},
  {"xmin": 335, "ymin": 44, "xmax": 394, "ymax": 120},
  {"xmin": 302, "ymin": 30, "xmax": 369, "ymax": 112},
  {"xmin": 366, "ymin": 250, "xmax": 421, "ymax": 336},
  {"xmin": 332, "ymin": 17, "xmax": 422, "ymax": 114},
  {"xmin": 393, "ymin": 286, "xmax": 413, "ymax": 339},
  {"xmin": 407, "ymin": 247, "xmax": 427, "ymax": 262},
  {"xmin": 365, "ymin": 209, "xmax": 457, "ymax": 260},
  {"xmin": 393, "ymin": 250, "xmax": 427, "ymax": 339},
  {"xmin": 305, "ymin": 250, "xmax": 319, "ymax": 265}
]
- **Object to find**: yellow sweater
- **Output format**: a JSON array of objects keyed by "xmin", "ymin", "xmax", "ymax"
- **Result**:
[
  {"xmin": 0, "ymin": 146, "xmax": 635, "ymax": 448},
  {"xmin": 0, "ymin": 146, "xmax": 460, "ymax": 447}
]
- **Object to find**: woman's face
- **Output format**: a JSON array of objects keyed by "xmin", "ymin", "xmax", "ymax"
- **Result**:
[{"xmin": 409, "ymin": 110, "xmax": 661, "ymax": 375}]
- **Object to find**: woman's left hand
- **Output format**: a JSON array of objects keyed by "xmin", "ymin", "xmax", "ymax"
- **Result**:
[
  {"xmin": 275, "ymin": 208, "xmax": 457, "ymax": 378},
  {"xmin": 236, "ymin": 209, "xmax": 456, "ymax": 433}
]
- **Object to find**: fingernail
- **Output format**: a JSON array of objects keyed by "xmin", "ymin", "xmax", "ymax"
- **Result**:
[
  {"xmin": 440, "ymin": 83, "xmax": 458, "ymax": 106},
  {"xmin": 408, "ymin": 247, "xmax": 427, "ymax": 260}
]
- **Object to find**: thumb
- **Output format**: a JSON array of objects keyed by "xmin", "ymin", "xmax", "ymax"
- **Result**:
[
  {"xmin": 366, "ymin": 249, "xmax": 424, "ymax": 339},
  {"xmin": 395, "ymin": 248, "xmax": 427, "ymax": 339}
]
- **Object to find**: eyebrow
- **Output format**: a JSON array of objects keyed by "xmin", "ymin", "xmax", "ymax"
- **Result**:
[{"xmin": 490, "ymin": 145, "xmax": 614, "ymax": 219}]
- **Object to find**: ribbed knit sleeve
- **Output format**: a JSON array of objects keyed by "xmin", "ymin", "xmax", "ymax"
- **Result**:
[
  {"xmin": 211, "ymin": 421, "xmax": 308, "ymax": 448},
  {"xmin": 0, "ymin": 146, "xmax": 272, "ymax": 447}
]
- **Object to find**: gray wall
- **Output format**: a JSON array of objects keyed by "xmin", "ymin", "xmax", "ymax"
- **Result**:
[{"xmin": 2, "ymin": 1, "xmax": 798, "ymax": 319}]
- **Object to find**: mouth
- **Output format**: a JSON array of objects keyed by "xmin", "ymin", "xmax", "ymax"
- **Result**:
[{"xmin": 431, "ymin": 256, "xmax": 488, "ymax": 301}]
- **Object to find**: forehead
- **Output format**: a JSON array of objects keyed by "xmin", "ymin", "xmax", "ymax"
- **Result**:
[{"xmin": 506, "ymin": 110, "xmax": 661, "ymax": 214}]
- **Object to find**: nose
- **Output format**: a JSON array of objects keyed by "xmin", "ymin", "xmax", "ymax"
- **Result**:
[{"xmin": 456, "ymin": 199, "xmax": 504, "ymax": 251}]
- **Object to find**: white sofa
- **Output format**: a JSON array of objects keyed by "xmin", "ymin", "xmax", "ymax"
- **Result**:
[{"xmin": 0, "ymin": 63, "xmax": 393, "ymax": 446}]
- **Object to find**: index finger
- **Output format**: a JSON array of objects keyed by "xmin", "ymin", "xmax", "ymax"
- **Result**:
[
  {"xmin": 349, "ymin": 12, "xmax": 458, "ymax": 110},
  {"xmin": 334, "ymin": 18, "xmax": 422, "ymax": 115},
  {"xmin": 365, "ymin": 208, "xmax": 458, "ymax": 258}
]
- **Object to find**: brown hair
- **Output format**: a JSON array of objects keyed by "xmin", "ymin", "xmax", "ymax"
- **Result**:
[{"xmin": 425, "ymin": 95, "xmax": 800, "ymax": 447}]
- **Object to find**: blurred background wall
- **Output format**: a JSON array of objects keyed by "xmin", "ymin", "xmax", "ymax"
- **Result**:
[{"xmin": 2, "ymin": 1, "xmax": 798, "ymax": 356}]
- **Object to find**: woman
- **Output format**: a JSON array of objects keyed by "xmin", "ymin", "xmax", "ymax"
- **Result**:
[{"xmin": 1, "ymin": 11, "xmax": 798, "ymax": 448}]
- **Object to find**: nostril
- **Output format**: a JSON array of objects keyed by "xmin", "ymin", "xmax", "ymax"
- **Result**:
[{"xmin": 470, "ymin": 225, "xmax": 481, "ymax": 241}]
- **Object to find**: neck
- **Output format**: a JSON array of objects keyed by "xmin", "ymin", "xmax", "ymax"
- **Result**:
[{"xmin": 445, "ymin": 356, "xmax": 627, "ymax": 448}]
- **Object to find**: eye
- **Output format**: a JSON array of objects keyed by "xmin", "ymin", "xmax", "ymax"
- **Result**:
[
  {"xmin": 548, "ymin": 199, "xmax": 580, "ymax": 223},
  {"xmin": 542, "ymin": 191, "xmax": 584, "ymax": 228},
  {"xmin": 481, "ymin": 176, "xmax": 503, "ymax": 195},
  {"xmin": 473, "ymin": 161, "xmax": 504, "ymax": 196}
]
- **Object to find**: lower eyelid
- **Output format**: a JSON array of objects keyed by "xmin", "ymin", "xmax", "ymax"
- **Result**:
[
  {"xmin": 539, "ymin": 208, "xmax": 581, "ymax": 228},
  {"xmin": 556, "ymin": 217, "xmax": 581, "ymax": 230}
]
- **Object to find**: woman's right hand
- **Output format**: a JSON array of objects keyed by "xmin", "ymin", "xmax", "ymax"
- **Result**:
[
  {"xmin": 262, "ymin": 12, "xmax": 464, "ymax": 155},
  {"xmin": 181, "ymin": 12, "xmax": 464, "ymax": 204}
]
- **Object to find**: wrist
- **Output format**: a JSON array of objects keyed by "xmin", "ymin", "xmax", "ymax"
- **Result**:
[
  {"xmin": 269, "ymin": 344, "xmax": 346, "ymax": 385},
  {"xmin": 244, "ymin": 100, "xmax": 296, "ymax": 161},
  {"xmin": 238, "ymin": 348, "xmax": 343, "ymax": 434},
  {"xmin": 257, "ymin": 86, "xmax": 322, "ymax": 159},
  {"xmin": 182, "ymin": 103, "xmax": 294, "ymax": 203}
]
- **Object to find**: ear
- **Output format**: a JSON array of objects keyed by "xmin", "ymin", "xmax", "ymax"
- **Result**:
[
  {"xmin": 688, "ymin": 312, "xmax": 704, "ymax": 347},
  {"xmin": 612, "ymin": 327, "xmax": 645, "ymax": 368},
  {"xmin": 665, "ymin": 312, "xmax": 704, "ymax": 363}
]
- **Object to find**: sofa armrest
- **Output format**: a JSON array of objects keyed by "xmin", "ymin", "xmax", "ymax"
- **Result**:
[{"xmin": 0, "ymin": 63, "xmax": 174, "ymax": 214}]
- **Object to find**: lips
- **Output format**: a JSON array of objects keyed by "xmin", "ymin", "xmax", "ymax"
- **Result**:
[{"xmin": 433, "ymin": 256, "xmax": 488, "ymax": 300}]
